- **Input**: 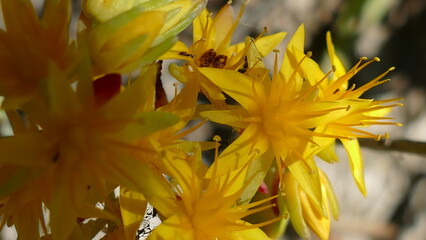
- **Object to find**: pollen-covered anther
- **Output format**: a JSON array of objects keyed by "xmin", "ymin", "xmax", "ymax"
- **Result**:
[
  {"xmin": 374, "ymin": 57, "xmax": 381, "ymax": 62},
  {"xmin": 306, "ymin": 51, "xmax": 312, "ymax": 58},
  {"xmin": 375, "ymin": 135, "xmax": 382, "ymax": 141}
]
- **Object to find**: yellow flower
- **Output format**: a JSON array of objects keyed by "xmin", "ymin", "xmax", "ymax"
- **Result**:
[
  {"xmin": 162, "ymin": 1, "xmax": 286, "ymax": 108},
  {"xmin": 0, "ymin": 0, "xmax": 73, "ymax": 109},
  {"xmin": 79, "ymin": 0, "xmax": 207, "ymax": 74},
  {"xmin": 147, "ymin": 143, "xmax": 280, "ymax": 240},
  {"xmin": 198, "ymin": 25, "xmax": 401, "ymax": 239},
  {"xmin": 198, "ymin": 46, "xmax": 346, "ymax": 206},
  {"xmin": 292, "ymin": 27, "xmax": 402, "ymax": 195},
  {"xmin": 0, "ymin": 58, "xmax": 178, "ymax": 239}
]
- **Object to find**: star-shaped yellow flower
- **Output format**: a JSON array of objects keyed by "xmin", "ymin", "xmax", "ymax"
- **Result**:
[
  {"xmin": 198, "ymin": 37, "xmax": 349, "ymax": 206},
  {"xmin": 147, "ymin": 143, "xmax": 280, "ymax": 240},
  {"xmin": 0, "ymin": 59, "xmax": 178, "ymax": 240},
  {"xmin": 161, "ymin": 1, "xmax": 286, "ymax": 108}
]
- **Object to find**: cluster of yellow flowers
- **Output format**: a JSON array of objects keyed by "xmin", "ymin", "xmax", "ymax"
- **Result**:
[{"xmin": 0, "ymin": 0, "xmax": 401, "ymax": 239}]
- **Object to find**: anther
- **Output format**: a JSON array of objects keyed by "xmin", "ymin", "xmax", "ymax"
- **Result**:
[
  {"xmin": 306, "ymin": 51, "xmax": 312, "ymax": 58},
  {"xmin": 173, "ymin": 83, "xmax": 179, "ymax": 97},
  {"xmin": 384, "ymin": 132, "xmax": 390, "ymax": 139},
  {"xmin": 273, "ymin": 49, "xmax": 280, "ymax": 53},
  {"xmin": 331, "ymin": 65, "xmax": 336, "ymax": 72},
  {"xmin": 375, "ymin": 135, "xmax": 382, "ymax": 141},
  {"xmin": 227, "ymin": 0, "xmax": 233, "ymax": 5},
  {"xmin": 388, "ymin": 67, "xmax": 395, "ymax": 71},
  {"xmin": 374, "ymin": 57, "xmax": 381, "ymax": 62},
  {"xmin": 213, "ymin": 135, "xmax": 222, "ymax": 142}
]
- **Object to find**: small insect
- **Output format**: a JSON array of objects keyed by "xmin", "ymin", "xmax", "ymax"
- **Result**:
[
  {"xmin": 178, "ymin": 52, "xmax": 194, "ymax": 58},
  {"xmin": 212, "ymin": 55, "xmax": 227, "ymax": 69},
  {"xmin": 199, "ymin": 49, "xmax": 217, "ymax": 67},
  {"xmin": 238, "ymin": 56, "xmax": 249, "ymax": 73}
]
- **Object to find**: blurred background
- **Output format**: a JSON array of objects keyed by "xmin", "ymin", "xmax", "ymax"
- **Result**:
[{"xmin": 1, "ymin": 0, "xmax": 425, "ymax": 239}]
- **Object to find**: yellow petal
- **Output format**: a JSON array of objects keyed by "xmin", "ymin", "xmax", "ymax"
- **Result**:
[
  {"xmin": 213, "ymin": 3, "xmax": 235, "ymax": 49},
  {"xmin": 255, "ymin": 32, "xmax": 287, "ymax": 57},
  {"xmin": 319, "ymin": 169, "xmax": 340, "ymax": 220},
  {"xmin": 101, "ymin": 153, "xmax": 177, "ymax": 217},
  {"xmin": 200, "ymin": 108, "xmax": 249, "ymax": 129},
  {"xmin": 287, "ymin": 158, "xmax": 322, "ymax": 209},
  {"xmin": 239, "ymin": 149, "xmax": 275, "ymax": 204},
  {"xmin": 120, "ymin": 188, "xmax": 147, "ymax": 240},
  {"xmin": 341, "ymin": 138, "xmax": 366, "ymax": 196},
  {"xmin": 153, "ymin": 0, "xmax": 207, "ymax": 46},
  {"xmin": 88, "ymin": 9, "xmax": 167, "ymax": 73},
  {"xmin": 148, "ymin": 215, "xmax": 194, "ymax": 240},
  {"xmin": 160, "ymin": 41, "xmax": 190, "ymax": 60},
  {"xmin": 283, "ymin": 173, "xmax": 310, "ymax": 239},
  {"xmin": 280, "ymin": 24, "xmax": 305, "ymax": 79},
  {"xmin": 291, "ymin": 47, "xmax": 327, "ymax": 87},
  {"xmin": 228, "ymin": 226, "xmax": 271, "ymax": 240},
  {"xmin": 101, "ymin": 63, "xmax": 156, "ymax": 120},
  {"xmin": 158, "ymin": 76, "xmax": 200, "ymax": 131},
  {"xmin": 198, "ymin": 68, "xmax": 267, "ymax": 114},
  {"xmin": 245, "ymin": 37, "xmax": 265, "ymax": 68},
  {"xmin": 326, "ymin": 32, "xmax": 347, "ymax": 80},
  {"xmin": 300, "ymin": 190, "xmax": 330, "ymax": 240},
  {"xmin": 83, "ymin": 0, "xmax": 133, "ymax": 22},
  {"xmin": 192, "ymin": 8, "xmax": 210, "ymax": 44},
  {"xmin": 119, "ymin": 111, "xmax": 179, "ymax": 139},
  {"xmin": 205, "ymin": 123, "xmax": 270, "ymax": 178}
]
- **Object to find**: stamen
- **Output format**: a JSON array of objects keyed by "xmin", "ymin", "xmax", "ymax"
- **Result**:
[
  {"xmin": 172, "ymin": 119, "xmax": 207, "ymax": 141},
  {"xmin": 356, "ymin": 57, "xmax": 377, "ymax": 72},
  {"xmin": 384, "ymin": 132, "xmax": 390, "ymax": 139},
  {"xmin": 213, "ymin": 135, "xmax": 221, "ymax": 162},
  {"xmin": 254, "ymin": 27, "xmax": 268, "ymax": 41},
  {"xmin": 284, "ymin": 52, "xmax": 310, "ymax": 96},
  {"xmin": 216, "ymin": 0, "xmax": 247, "ymax": 51},
  {"xmin": 298, "ymin": 66, "xmax": 335, "ymax": 100}
]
